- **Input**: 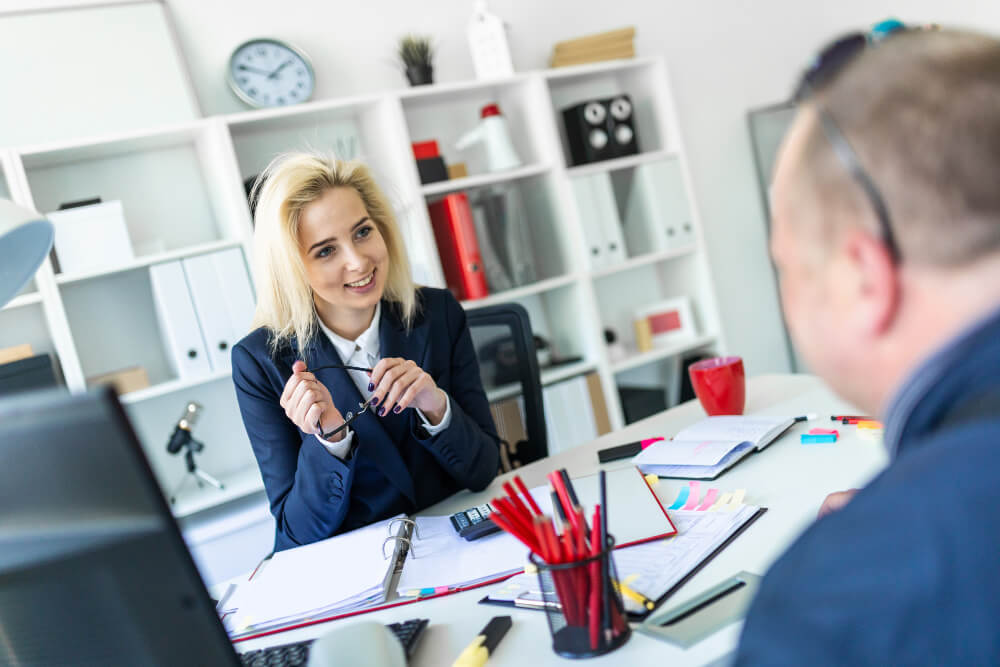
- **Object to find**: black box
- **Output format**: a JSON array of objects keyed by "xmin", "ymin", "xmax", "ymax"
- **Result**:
[
  {"xmin": 0, "ymin": 354, "xmax": 59, "ymax": 397},
  {"xmin": 617, "ymin": 385, "xmax": 667, "ymax": 425},
  {"xmin": 416, "ymin": 156, "xmax": 448, "ymax": 184},
  {"xmin": 562, "ymin": 95, "xmax": 640, "ymax": 165}
]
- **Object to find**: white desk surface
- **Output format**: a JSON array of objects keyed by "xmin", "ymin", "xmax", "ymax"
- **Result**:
[{"xmin": 232, "ymin": 374, "xmax": 889, "ymax": 666}]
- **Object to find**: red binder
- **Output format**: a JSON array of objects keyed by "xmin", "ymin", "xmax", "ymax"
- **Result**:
[{"xmin": 427, "ymin": 193, "xmax": 489, "ymax": 301}]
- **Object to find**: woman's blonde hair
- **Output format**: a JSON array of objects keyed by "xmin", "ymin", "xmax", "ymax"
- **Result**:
[{"xmin": 249, "ymin": 152, "xmax": 417, "ymax": 358}]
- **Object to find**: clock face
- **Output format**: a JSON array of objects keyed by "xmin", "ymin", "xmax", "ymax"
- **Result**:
[{"xmin": 227, "ymin": 38, "xmax": 315, "ymax": 108}]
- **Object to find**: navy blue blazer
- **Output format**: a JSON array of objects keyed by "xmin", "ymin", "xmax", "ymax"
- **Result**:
[{"xmin": 232, "ymin": 287, "xmax": 500, "ymax": 551}]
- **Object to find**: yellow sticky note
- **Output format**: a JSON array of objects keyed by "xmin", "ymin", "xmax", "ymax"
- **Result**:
[
  {"xmin": 728, "ymin": 489, "xmax": 746, "ymax": 509},
  {"xmin": 644, "ymin": 473, "xmax": 660, "ymax": 486},
  {"xmin": 709, "ymin": 491, "xmax": 733, "ymax": 512}
]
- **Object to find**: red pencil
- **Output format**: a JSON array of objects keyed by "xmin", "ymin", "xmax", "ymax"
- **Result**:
[{"xmin": 514, "ymin": 475, "xmax": 543, "ymax": 516}]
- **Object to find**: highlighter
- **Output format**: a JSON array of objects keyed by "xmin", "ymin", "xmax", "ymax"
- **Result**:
[{"xmin": 452, "ymin": 615, "xmax": 512, "ymax": 667}]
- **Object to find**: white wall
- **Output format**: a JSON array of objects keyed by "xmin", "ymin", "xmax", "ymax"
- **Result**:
[{"xmin": 14, "ymin": 0, "xmax": 1000, "ymax": 375}]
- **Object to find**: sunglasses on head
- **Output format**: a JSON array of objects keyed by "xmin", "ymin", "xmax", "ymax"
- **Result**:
[{"xmin": 793, "ymin": 19, "xmax": 914, "ymax": 264}]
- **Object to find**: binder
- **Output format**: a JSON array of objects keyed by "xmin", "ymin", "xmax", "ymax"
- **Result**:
[
  {"xmin": 182, "ymin": 248, "xmax": 256, "ymax": 371},
  {"xmin": 622, "ymin": 158, "xmax": 696, "ymax": 254},
  {"xmin": 571, "ymin": 173, "xmax": 627, "ymax": 269},
  {"xmin": 427, "ymin": 193, "xmax": 489, "ymax": 300},
  {"xmin": 149, "ymin": 261, "xmax": 211, "ymax": 379}
]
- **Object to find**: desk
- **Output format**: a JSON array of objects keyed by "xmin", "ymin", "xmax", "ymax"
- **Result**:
[{"xmin": 234, "ymin": 374, "xmax": 888, "ymax": 665}]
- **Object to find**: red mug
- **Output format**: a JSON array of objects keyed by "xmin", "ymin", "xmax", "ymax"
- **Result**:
[{"xmin": 688, "ymin": 356, "xmax": 745, "ymax": 416}]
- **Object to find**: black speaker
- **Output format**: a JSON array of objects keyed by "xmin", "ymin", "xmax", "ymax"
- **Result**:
[{"xmin": 562, "ymin": 95, "xmax": 640, "ymax": 165}]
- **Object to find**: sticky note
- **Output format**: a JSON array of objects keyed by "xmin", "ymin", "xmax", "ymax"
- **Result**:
[
  {"xmin": 801, "ymin": 433, "xmax": 837, "ymax": 444},
  {"xmin": 668, "ymin": 485, "xmax": 690, "ymax": 510},
  {"xmin": 709, "ymin": 491, "xmax": 733, "ymax": 512},
  {"xmin": 728, "ymin": 489, "xmax": 746, "ymax": 509},
  {"xmin": 696, "ymin": 488, "xmax": 719, "ymax": 511},
  {"xmin": 808, "ymin": 428, "xmax": 839, "ymax": 436},
  {"xmin": 681, "ymin": 481, "xmax": 702, "ymax": 510},
  {"xmin": 857, "ymin": 420, "xmax": 883, "ymax": 429},
  {"xmin": 644, "ymin": 474, "xmax": 660, "ymax": 486}
]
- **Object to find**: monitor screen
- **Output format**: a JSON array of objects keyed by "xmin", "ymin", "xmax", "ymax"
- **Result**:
[{"xmin": 0, "ymin": 387, "xmax": 240, "ymax": 666}]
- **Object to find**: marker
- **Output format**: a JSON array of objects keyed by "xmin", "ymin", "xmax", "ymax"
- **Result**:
[
  {"xmin": 453, "ymin": 615, "xmax": 512, "ymax": 667},
  {"xmin": 831, "ymin": 415, "xmax": 877, "ymax": 421},
  {"xmin": 793, "ymin": 413, "xmax": 818, "ymax": 422},
  {"xmin": 613, "ymin": 578, "xmax": 655, "ymax": 611}
]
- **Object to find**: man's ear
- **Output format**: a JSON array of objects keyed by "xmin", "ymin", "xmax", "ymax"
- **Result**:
[{"xmin": 841, "ymin": 227, "xmax": 900, "ymax": 336}]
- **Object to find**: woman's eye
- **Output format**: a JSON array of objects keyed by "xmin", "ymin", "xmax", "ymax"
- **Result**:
[
  {"xmin": 316, "ymin": 245, "xmax": 335, "ymax": 259},
  {"xmin": 356, "ymin": 225, "xmax": 372, "ymax": 240}
]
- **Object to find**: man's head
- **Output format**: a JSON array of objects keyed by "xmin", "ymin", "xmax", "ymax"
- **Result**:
[{"xmin": 772, "ymin": 28, "xmax": 1000, "ymax": 413}]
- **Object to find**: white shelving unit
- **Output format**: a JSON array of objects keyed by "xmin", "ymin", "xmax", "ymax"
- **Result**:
[{"xmin": 1, "ymin": 56, "xmax": 726, "ymax": 519}]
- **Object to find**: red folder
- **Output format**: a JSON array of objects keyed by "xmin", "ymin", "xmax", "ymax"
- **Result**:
[{"xmin": 427, "ymin": 193, "xmax": 489, "ymax": 301}]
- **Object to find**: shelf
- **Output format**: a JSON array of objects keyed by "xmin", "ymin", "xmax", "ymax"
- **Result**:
[
  {"xmin": 565, "ymin": 150, "xmax": 676, "ymax": 178},
  {"xmin": 542, "ymin": 57, "xmax": 658, "ymax": 81},
  {"xmin": 421, "ymin": 163, "xmax": 550, "ymax": 197},
  {"xmin": 487, "ymin": 360, "xmax": 598, "ymax": 402},
  {"xmin": 222, "ymin": 92, "xmax": 382, "ymax": 127},
  {"xmin": 591, "ymin": 246, "xmax": 697, "ymax": 279},
  {"xmin": 55, "ymin": 239, "xmax": 243, "ymax": 285},
  {"xmin": 2, "ymin": 291, "xmax": 43, "ymax": 310},
  {"xmin": 119, "ymin": 369, "xmax": 233, "ymax": 404},
  {"xmin": 397, "ymin": 73, "xmax": 532, "ymax": 103},
  {"xmin": 461, "ymin": 274, "xmax": 578, "ymax": 310},
  {"xmin": 169, "ymin": 466, "xmax": 265, "ymax": 519},
  {"xmin": 611, "ymin": 335, "xmax": 717, "ymax": 374}
]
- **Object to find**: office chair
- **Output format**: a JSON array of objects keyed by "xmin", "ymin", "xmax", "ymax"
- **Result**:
[{"xmin": 466, "ymin": 302, "xmax": 547, "ymax": 470}]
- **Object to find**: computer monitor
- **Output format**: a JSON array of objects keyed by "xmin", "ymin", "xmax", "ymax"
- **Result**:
[{"xmin": 0, "ymin": 386, "xmax": 241, "ymax": 666}]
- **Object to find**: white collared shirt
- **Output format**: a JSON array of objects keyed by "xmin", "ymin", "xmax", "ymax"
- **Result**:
[{"xmin": 314, "ymin": 301, "xmax": 452, "ymax": 458}]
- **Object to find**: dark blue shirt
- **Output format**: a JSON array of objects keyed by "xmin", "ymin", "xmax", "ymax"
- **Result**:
[{"xmin": 736, "ymin": 305, "xmax": 1000, "ymax": 664}]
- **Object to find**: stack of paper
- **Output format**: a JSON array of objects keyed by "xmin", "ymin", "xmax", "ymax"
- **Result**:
[{"xmin": 634, "ymin": 416, "xmax": 794, "ymax": 479}]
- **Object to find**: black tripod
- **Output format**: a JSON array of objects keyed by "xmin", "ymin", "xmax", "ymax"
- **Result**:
[{"xmin": 167, "ymin": 401, "xmax": 225, "ymax": 505}]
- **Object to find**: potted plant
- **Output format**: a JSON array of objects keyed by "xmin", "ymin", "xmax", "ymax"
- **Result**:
[{"xmin": 398, "ymin": 34, "xmax": 435, "ymax": 86}]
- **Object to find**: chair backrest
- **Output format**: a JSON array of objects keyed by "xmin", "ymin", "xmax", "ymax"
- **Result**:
[{"xmin": 465, "ymin": 302, "xmax": 547, "ymax": 469}]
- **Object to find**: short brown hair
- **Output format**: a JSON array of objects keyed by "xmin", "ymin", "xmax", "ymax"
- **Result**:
[{"xmin": 796, "ymin": 29, "xmax": 1000, "ymax": 266}]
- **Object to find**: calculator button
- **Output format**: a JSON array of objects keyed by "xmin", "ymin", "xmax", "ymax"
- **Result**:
[
  {"xmin": 478, "ymin": 504, "xmax": 492, "ymax": 517},
  {"xmin": 455, "ymin": 514, "xmax": 470, "ymax": 528},
  {"xmin": 467, "ymin": 508, "xmax": 482, "ymax": 522}
]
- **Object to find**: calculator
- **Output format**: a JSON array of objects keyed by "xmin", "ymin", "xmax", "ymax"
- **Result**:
[{"xmin": 449, "ymin": 503, "xmax": 503, "ymax": 541}]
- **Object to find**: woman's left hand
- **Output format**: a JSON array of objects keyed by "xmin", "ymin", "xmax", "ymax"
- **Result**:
[{"xmin": 368, "ymin": 357, "xmax": 447, "ymax": 424}]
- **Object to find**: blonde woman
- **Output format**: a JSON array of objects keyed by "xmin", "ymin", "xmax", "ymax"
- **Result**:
[{"xmin": 232, "ymin": 152, "xmax": 500, "ymax": 550}]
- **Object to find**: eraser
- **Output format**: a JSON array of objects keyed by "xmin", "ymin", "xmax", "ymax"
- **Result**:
[{"xmin": 801, "ymin": 433, "xmax": 838, "ymax": 444}]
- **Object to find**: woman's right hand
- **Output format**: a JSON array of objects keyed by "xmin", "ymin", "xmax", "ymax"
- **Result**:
[{"xmin": 280, "ymin": 360, "xmax": 346, "ymax": 440}]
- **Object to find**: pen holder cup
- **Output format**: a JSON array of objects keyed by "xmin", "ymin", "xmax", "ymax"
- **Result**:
[{"xmin": 528, "ymin": 538, "xmax": 631, "ymax": 659}]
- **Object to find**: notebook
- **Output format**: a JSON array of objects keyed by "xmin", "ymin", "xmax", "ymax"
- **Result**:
[
  {"xmin": 225, "ymin": 466, "xmax": 675, "ymax": 639},
  {"xmin": 634, "ymin": 415, "xmax": 795, "ymax": 479},
  {"xmin": 483, "ymin": 503, "xmax": 767, "ymax": 619}
]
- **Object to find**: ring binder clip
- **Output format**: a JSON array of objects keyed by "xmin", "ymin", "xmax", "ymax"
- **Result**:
[
  {"xmin": 382, "ymin": 535, "xmax": 417, "ymax": 559},
  {"xmin": 388, "ymin": 517, "xmax": 421, "ymax": 540}
]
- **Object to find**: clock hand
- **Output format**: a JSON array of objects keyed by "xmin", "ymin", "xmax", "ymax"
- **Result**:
[
  {"xmin": 237, "ymin": 64, "xmax": 272, "ymax": 75},
  {"xmin": 268, "ymin": 59, "xmax": 294, "ymax": 79}
]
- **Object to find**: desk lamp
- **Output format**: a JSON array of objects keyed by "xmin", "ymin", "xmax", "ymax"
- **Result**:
[{"xmin": 0, "ymin": 198, "xmax": 54, "ymax": 308}]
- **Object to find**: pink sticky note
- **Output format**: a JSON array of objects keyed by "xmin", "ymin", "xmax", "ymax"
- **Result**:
[
  {"xmin": 809, "ymin": 428, "xmax": 839, "ymax": 436},
  {"xmin": 696, "ymin": 488, "xmax": 719, "ymax": 511},
  {"xmin": 641, "ymin": 437, "xmax": 666, "ymax": 449},
  {"xmin": 681, "ymin": 481, "xmax": 702, "ymax": 510}
]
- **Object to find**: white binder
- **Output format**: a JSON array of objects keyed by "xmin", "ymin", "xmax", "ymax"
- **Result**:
[
  {"xmin": 149, "ymin": 260, "xmax": 211, "ymax": 379},
  {"xmin": 623, "ymin": 158, "xmax": 696, "ymax": 254},
  {"xmin": 182, "ymin": 248, "xmax": 256, "ymax": 372},
  {"xmin": 571, "ymin": 173, "xmax": 627, "ymax": 270}
]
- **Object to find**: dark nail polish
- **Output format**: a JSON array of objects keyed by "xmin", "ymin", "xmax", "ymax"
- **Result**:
[
  {"xmin": 393, "ymin": 405, "xmax": 402, "ymax": 414},
  {"xmin": 368, "ymin": 382, "xmax": 374, "ymax": 392},
  {"xmin": 370, "ymin": 396, "xmax": 379, "ymax": 406},
  {"xmin": 377, "ymin": 406, "xmax": 386, "ymax": 417}
]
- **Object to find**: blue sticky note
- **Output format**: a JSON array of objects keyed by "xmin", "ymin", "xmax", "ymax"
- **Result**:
[
  {"xmin": 801, "ymin": 433, "xmax": 837, "ymax": 444},
  {"xmin": 667, "ymin": 485, "xmax": 690, "ymax": 510}
]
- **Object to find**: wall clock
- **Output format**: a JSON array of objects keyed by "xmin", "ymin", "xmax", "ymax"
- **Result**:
[{"xmin": 227, "ymin": 37, "xmax": 315, "ymax": 108}]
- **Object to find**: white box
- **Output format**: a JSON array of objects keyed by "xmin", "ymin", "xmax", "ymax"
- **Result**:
[{"xmin": 48, "ymin": 200, "xmax": 133, "ymax": 275}]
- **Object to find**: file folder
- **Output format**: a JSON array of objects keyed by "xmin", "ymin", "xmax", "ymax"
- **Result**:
[{"xmin": 150, "ymin": 260, "xmax": 211, "ymax": 379}]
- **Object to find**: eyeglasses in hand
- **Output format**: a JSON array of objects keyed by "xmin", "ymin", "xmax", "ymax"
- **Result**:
[{"xmin": 297, "ymin": 364, "xmax": 375, "ymax": 440}]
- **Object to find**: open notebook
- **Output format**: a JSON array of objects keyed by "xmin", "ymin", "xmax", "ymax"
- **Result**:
[
  {"xmin": 225, "ymin": 466, "xmax": 675, "ymax": 640},
  {"xmin": 634, "ymin": 415, "xmax": 795, "ymax": 479}
]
